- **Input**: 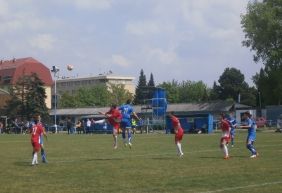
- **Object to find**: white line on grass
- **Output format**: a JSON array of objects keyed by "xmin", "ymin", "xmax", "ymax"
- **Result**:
[{"xmin": 199, "ymin": 181, "xmax": 282, "ymax": 193}]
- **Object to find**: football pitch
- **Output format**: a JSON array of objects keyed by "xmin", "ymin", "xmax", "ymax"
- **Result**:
[{"xmin": 0, "ymin": 131, "xmax": 281, "ymax": 193}]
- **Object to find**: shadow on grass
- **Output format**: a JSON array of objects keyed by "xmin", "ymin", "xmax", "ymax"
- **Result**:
[
  {"xmin": 199, "ymin": 155, "xmax": 247, "ymax": 159},
  {"xmin": 14, "ymin": 161, "xmax": 33, "ymax": 167}
]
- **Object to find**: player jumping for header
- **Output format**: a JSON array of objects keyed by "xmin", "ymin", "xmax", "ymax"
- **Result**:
[
  {"xmin": 119, "ymin": 99, "xmax": 140, "ymax": 148},
  {"xmin": 168, "ymin": 112, "xmax": 184, "ymax": 157}
]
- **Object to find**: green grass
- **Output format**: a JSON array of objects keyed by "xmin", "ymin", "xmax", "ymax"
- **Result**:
[{"xmin": 0, "ymin": 131, "xmax": 281, "ymax": 193}]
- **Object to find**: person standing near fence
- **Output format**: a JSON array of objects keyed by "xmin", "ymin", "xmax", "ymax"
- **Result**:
[{"xmin": 168, "ymin": 112, "xmax": 184, "ymax": 157}]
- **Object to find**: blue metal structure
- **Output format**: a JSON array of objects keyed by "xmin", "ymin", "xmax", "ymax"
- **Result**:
[{"xmin": 166, "ymin": 113, "xmax": 214, "ymax": 134}]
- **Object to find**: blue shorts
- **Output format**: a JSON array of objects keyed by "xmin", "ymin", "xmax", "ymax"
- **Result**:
[
  {"xmin": 247, "ymin": 134, "xmax": 256, "ymax": 143},
  {"xmin": 230, "ymin": 128, "xmax": 235, "ymax": 137},
  {"xmin": 121, "ymin": 119, "xmax": 132, "ymax": 129}
]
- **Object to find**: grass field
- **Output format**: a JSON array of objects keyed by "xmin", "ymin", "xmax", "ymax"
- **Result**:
[{"xmin": 0, "ymin": 131, "xmax": 281, "ymax": 193}]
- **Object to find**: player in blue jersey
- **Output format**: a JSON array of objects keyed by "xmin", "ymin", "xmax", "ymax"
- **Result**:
[
  {"xmin": 240, "ymin": 111, "xmax": 258, "ymax": 158},
  {"xmin": 119, "ymin": 99, "xmax": 140, "ymax": 148},
  {"xmin": 227, "ymin": 112, "xmax": 237, "ymax": 147}
]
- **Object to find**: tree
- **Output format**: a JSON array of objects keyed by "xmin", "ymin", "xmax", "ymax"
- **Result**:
[
  {"xmin": 59, "ymin": 92, "xmax": 78, "ymax": 108},
  {"xmin": 242, "ymin": 0, "xmax": 282, "ymax": 105},
  {"xmin": 59, "ymin": 84, "xmax": 133, "ymax": 108},
  {"xmin": 109, "ymin": 84, "xmax": 133, "ymax": 105},
  {"xmin": 212, "ymin": 68, "xmax": 257, "ymax": 106},
  {"xmin": 157, "ymin": 80, "xmax": 210, "ymax": 103},
  {"xmin": 133, "ymin": 69, "xmax": 147, "ymax": 104},
  {"xmin": 5, "ymin": 73, "xmax": 49, "ymax": 120},
  {"xmin": 147, "ymin": 73, "xmax": 155, "ymax": 99},
  {"xmin": 59, "ymin": 85, "xmax": 111, "ymax": 108},
  {"xmin": 178, "ymin": 80, "xmax": 209, "ymax": 103},
  {"xmin": 158, "ymin": 80, "xmax": 180, "ymax": 103}
]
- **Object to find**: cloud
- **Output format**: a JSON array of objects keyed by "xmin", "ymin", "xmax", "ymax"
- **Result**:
[
  {"xmin": 29, "ymin": 34, "xmax": 56, "ymax": 51},
  {"xmin": 126, "ymin": 21, "xmax": 161, "ymax": 36},
  {"xmin": 0, "ymin": 0, "xmax": 9, "ymax": 16},
  {"xmin": 112, "ymin": 54, "xmax": 131, "ymax": 67},
  {"xmin": 71, "ymin": 0, "xmax": 112, "ymax": 10},
  {"xmin": 147, "ymin": 48, "xmax": 178, "ymax": 65}
]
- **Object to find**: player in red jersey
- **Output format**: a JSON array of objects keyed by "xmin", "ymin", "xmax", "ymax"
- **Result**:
[
  {"xmin": 99, "ymin": 104, "xmax": 122, "ymax": 149},
  {"xmin": 168, "ymin": 112, "xmax": 184, "ymax": 157},
  {"xmin": 220, "ymin": 113, "xmax": 231, "ymax": 159},
  {"xmin": 30, "ymin": 114, "xmax": 44, "ymax": 166}
]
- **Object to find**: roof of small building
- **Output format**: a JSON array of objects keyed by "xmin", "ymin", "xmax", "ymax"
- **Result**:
[{"xmin": 49, "ymin": 101, "xmax": 250, "ymax": 116}]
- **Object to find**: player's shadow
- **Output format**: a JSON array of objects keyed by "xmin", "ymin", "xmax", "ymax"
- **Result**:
[
  {"xmin": 199, "ymin": 155, "xmax": 246, "ymax": 159},
  {"xmin": 14, "ymin": 161, "xmax": 34, "ymax": 167}
]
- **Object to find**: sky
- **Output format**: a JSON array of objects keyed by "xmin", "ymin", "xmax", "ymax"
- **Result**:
[{"xmin": 0, "ymin": 0, "xmax": 263, "ymax": 87}]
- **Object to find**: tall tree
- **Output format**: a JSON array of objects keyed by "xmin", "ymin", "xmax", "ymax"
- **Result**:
[
  {"xmin": 242, "ymin": 0, "xmax": 282, "ymax": 105},
  {"xmin": 133, "ymin": 69, "xmax": 147, "ymax": 104},
  {"xmin": 147, "ymin": 73, "xmax": 155, "ymax": 99},
  {"xmin": 212, "ymin": 68, "xmax": 257, "ymax": 106}
]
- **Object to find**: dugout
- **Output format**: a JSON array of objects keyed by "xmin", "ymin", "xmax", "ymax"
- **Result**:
[{"xmin": 166, "ymin": 113, "xmax": 214, "ymax": 134}]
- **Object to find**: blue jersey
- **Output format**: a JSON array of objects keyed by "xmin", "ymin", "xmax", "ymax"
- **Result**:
[
  {"xmin": 119, "ymin": 104, "xmax": 133, "ymax": 120},
  {"xmin": 119, "ymin": 104, "xmax": 134, "ymax": 129},
  {"xmin": 245, "ymin": 118, "xmax": 256, "ymax": 141},
  {"xmin": 227, "ymin": 116, "xmax": 237, "ymax": 135}
]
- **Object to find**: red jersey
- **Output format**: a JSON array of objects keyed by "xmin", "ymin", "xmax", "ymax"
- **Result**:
[
  {"xmin": 171, "ymin": 115, "xmax": 184, "ymax": 142},
  {"xmin": 31, "ymin": 123, "xmax": 43, "ymax": 143},
  {"xmin": 221, "ymin": 119, "xmax": 230, "ymax": 132},
  {"xmin": 171, "ymin": 115, "xmax": 181, "ymax": 129},
  {"xmin": 106, "ymin": 108, "xmax": 122, "ymax": 129}
]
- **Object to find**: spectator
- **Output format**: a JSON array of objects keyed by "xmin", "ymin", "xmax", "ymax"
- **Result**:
[
  {"xmin": 86, "ymin": 119, "xmax": 91, "ymax": 134},
  {"xmin": 76, "ymin": 120, "xmax": 82, "ymax": 134},
  {"xmin": 0, "ymin": 121, "xmax": 3, "ymax": 134},
  {"xmin": 66, "ymin": 117, "xmax": 72, "ymax": 134}
]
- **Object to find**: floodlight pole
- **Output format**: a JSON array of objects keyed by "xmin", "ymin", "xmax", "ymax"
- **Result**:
[{"xmin": 51, "ymin": 66, "xmax": 60, "ymax": 133}]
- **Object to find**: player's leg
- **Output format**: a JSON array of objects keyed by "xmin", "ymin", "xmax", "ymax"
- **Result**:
[
  {"xmin": 113, "ymin": 127, "xmax": 118, "ymax": 149},
  {"xmin": 231, "ymin": 129, "xmax": 235, "ymax": 147},
  {"xmin": 41, "ymin": 145, "xmax": 47, "ymax": 163},
  {"xmin": 32, "ymin": 143, "xmax": 40, "ymax": 165},
  {"xmin": 175, "ymin": 134, "xmax": 184, "ymax": 157},
  {"xmin": 127, "ymin": 128, "xmax": 133, "ymax": 148},
  {"xmin": 220, "ymin": 138, "xmax": 229, "ymax": 159},
  {"xmin": 120, "ymin": 121, "xmax": 128, "ymax": 146},
  {"xmin": 246, "ymin": 138, "xmax": 257, "ymax": 158}
]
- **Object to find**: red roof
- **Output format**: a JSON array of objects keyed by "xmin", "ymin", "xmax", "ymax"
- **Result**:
[{"xmin": 0, "ymin": 57, "xmax": 53, "ymax": 86}]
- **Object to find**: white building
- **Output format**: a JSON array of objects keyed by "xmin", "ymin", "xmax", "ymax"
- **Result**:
[{"xmin": 52, "ymin": 74, "xmax": 135, "ymax": 106}]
